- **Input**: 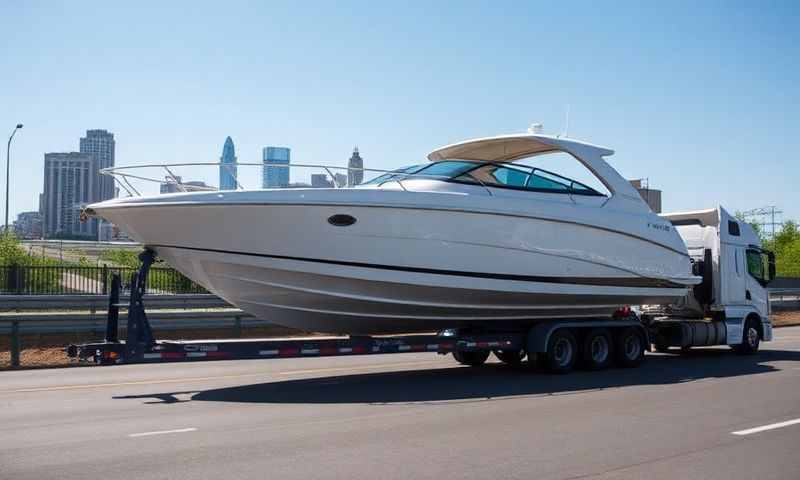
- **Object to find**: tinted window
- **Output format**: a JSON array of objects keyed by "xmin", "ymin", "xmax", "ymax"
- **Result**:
[
  {"xmin": 456, "ymin": 164, "xmax": 529, "ymax": 187},
  {"xmin": 728, "ymin": 220, "xmax": 741, "ymax": 236},
  {"xmin": 364, "ymin": 163, "xmax": 427, "ymax": 185},
  {"xmin": 527, "ymin": 171, "xmax": 570, "ymax": 191},
  {"xmin": 419, "ymin": 161, "xmax": 478, "ymax": 178}
]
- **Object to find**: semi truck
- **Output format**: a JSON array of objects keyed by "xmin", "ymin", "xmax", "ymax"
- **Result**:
[{"xmin": 68, "ymin": 206, "xmax": 775, "ymax": 374}]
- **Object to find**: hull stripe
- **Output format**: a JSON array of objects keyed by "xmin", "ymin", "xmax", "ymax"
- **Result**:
[{"xmin": 149, "ymin": 243, "xmax": 689, "ymax": 289}]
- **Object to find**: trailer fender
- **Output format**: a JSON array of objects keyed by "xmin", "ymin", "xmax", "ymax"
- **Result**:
[{"xmin": 526, "ymin": 320, "xmax": 649, "ymax": 354}]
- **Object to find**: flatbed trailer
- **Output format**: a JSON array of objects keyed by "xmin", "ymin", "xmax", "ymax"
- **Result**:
[{"xmin": 66, "ymin": 250, "xmax": 648, "ymax": 371}]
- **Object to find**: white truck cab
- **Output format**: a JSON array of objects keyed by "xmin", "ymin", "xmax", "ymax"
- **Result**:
[{"xmin": 643, "ymin": 206, "xmax": 776, "ymax": 353}]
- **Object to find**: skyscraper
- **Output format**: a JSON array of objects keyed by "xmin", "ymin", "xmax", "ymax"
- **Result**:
[
  {"xmin": 219, "ymin": 136, "xmax": 238, "ymax": 190},
  {"xmin": 79, "ymin": 129, "xmax": 115, "ymax": 202},
  {"xmin": 348, "ymin": 147, "xmax": 364, "ymax": 187},
  {"xmin": 41, "ymin": 152, "xmax": 97, "ymax": 238},
  {"xmin": 262, "ymin": 146, "xmax": 290, "ymax": 188}
]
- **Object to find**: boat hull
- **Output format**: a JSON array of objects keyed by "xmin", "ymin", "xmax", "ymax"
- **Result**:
[{"xmin": 93, "ymin": 197, "xmax": 694, "ymax": 334}]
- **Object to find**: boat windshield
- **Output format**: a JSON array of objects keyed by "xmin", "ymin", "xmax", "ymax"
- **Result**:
[{"xmin": 365, "ymin": 160, "xmax": 604, "ymax": 196}]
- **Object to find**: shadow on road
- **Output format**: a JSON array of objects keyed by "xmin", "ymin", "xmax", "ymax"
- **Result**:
[{"xmin": 113, "ymin": 349, "xmax": 800, "ymax": 405}]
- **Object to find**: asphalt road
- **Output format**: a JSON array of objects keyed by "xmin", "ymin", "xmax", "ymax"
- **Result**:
[{"xmin": 2, "ymin": 327, "xmax": 800, "ymax": 480}]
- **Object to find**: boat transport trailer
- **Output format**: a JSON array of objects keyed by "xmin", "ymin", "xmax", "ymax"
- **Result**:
[
  {"xmin": 65, "ymin": 249, "xmax": 649, "ymax": 372},
  {"xmin": 67, "ymin": 206, "xmax": 774, "ymax": 373}
]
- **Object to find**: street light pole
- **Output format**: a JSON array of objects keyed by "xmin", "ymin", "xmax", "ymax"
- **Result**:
[{"xmin": 5, "ymin": 123, "xmax": 23, "ymax": 234}]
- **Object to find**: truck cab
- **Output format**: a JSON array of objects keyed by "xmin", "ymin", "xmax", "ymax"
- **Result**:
[{"xmin": 644, "ymin": 206, "xmax": 775, "ymax": 352}]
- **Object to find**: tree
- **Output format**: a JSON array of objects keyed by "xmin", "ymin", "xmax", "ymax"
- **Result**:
[{"xmin": 770, "ymin": 221, "xmax": 800, "ymax": 278}]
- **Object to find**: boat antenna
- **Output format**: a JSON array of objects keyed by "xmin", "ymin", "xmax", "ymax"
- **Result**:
[{"xmin": 560, "ymin": 104, "xmax": 570, "ymax": 138}]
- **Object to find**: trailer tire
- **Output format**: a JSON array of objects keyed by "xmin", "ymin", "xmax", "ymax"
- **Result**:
[
  {"xmin": 452, "ymin": 349, "xmax": 490, "ymax": 366},
  {"xmin": 615, "ymin": 327, "xmax": 645, "ymax": 368},
  {"xmin": 544, "ymin": 329, "xmax": 577, "ymax": 374},
  {"xmin": 733, "ymin": 317, "xmax": 760, "ymax": 355},
  {"xmin": 582, "ymin": 328, "xmax": 613, "ymax": 370},
  {"xmin": 493, "ymin": 349, "xmax": 525, "ymax": 366}
]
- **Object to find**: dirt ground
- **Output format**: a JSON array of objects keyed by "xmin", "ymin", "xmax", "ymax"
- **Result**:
[{"xmin": 3, "ymin": 312, "xmax": 800, "ymax": 370}]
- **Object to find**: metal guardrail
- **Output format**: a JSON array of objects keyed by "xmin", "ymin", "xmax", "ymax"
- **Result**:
[
  {"xmin": 769, "ymin": 288, "xmax": 800, "ymax": 310},
  {"xmin": 0, "ymin": 310, "xmax": 271, "ymax": 335},
  {"xmin": 0, "ymin": 265, "xmax": 207, "ymax": 295},
  {"xmin": 0, "ymin": 294, "xmax": 229, "ymax": 312}
]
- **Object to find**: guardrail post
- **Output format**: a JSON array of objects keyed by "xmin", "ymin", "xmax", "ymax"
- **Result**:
[
  {"xmin": 102, "ymin": 264, "xmax": 109, "ymax": 295},
  {"xmin": 10, "ymin": 319, "xmax": 20, "ymax": 368},
  {"xmin": 8, "ymin": 264, "xmax": 19, "ymax": 295},
  {"xmin": 106, "ymin": 274, "xmax": 121, "ymax": 343},
  {"xmin": 234, "ymin": 315, "xmax": 242, "ymax": 338}
]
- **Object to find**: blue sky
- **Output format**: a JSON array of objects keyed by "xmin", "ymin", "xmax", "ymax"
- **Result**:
[{"xmin": 2, "ymin": 1, "xmax": 798, "ymax": 221}]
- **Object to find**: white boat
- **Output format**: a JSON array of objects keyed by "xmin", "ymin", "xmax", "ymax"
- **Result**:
[{"xmin": 86, "ymin": 131, "xmax": 699, "ymax": 334}]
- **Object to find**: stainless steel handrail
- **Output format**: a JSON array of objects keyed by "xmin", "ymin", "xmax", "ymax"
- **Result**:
[{"xmin": 99, "ymin": 162, "xmax": 498, "ymax": 197}]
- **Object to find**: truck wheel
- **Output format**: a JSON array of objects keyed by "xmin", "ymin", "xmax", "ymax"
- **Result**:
[
  {"xmin": 733, "ymin": 317, "xmax": 760, "ymax": 355},
  {"xmin": 582, "ymin": 328, "xmax": 613, "ymax": 370},
  {"xmin": 452, "ymin": 349, "xmax": 490, "ymax": 366},
  {"xmin": 615, "ymin": 327, "xmax": 645, "ymax": 368},
  {"xmin": 493, "ymin": 349, "xmax": 525, "ymax": 366},
  {"xmin": 544, "ymin": 329, "xmax": 577, "ymax": 374}
]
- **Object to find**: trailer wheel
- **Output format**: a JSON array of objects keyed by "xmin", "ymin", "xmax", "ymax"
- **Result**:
[
  {"xmin": 452, "ymin": 349, "xmax": 490, "ymax": 366},
  {"xmin": 615, "ymin": 327, "xmax": 645, "ymax": 368},
  {"xmin": 544, "ymin": 329, "xmax": 577, "ymax": 374},
  {"xmin": 733, "ymin": 317, "xmax": 760, "ymax": 355},
  {"xmin": 493, "ymin": 349, "xmax": 525, "ymax": 366},
  {"xmin": 582, "ymin": 328, "xmax": 613, "ymax": 370}
]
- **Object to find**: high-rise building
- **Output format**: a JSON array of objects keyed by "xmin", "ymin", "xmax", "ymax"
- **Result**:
[
  {"xmin": 42, "ymin": 152, "xmax": 97, "ymax": 238},
  {"xmin": 348, "ymin": 147, "xmax": 364, "ymax": 186},
  {"xmin": 311, "ymin": 173, "xmax": 334, "ymax": 188},
  {"xmin": 262, "ymin": 146, "xmax": 290, "ymax": 188},
  {"xmin": 13, "ymin": 211, "xmax": 43, "ymax": 239},
  {"xmin": 219, "ymin": 136, "xmax": 238, "ymax": 190},
  {"xmin": 334, "ymin": 172, "xmax": 348, "ymax": 188},
  {"xmin": 79, "ymin": 129, "xmax": 115, "ymax": 202}
]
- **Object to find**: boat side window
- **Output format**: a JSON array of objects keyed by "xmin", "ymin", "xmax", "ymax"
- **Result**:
[
  {"xmin": 455, "ymin": 164, "xmax": 529, "ymax": 188},
  {"xmin": 455, "ymin": 163, "xmax": 602, "ymax": 195},
  {"xmin": 527, "ymin": 171, "xmax": 570, "ymax": 192},
  {"xmin": 418, "ymin": 161, "xmax": 479, "ymax": 179}
]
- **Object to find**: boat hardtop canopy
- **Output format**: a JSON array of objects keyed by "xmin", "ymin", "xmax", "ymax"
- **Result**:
[
  {"xmin": 426, "ymin": 132, "xmax": 649, "ymax": 204},
  {"xmin": 427, "ymin": 133, "xmax": 614, "ymax": 162}
]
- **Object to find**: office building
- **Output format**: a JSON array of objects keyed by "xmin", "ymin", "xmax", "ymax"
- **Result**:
[
  {"xmin": 629, "ymin": 179, "xmax": 663, "ymax": 213},
  {"xmin": 334, "ymin": 172, "xmax": 348, "ymax": 188},
  {"xmin": 13, "ymin": 211, "xmax": 43, "ymax": 239},
  {"xmin": 262, "ymin": 146, "xmax": 290, "ymax": 188},
  {"xmin": 41, "ymin": 152, "xmax": 97, "ymax": 238},
  {"xmin": 348, "ymin": 147, "xmax": 364, "ymax": 186},
  {"xmin": 160, "ymin": 176, "xmax": 214, "ymax": 193},
  {"xmin": 219, "ymin": 136, "xmax": 238, "ymax": 190},
  {"xmin": 79, "ymin": 129, "xmax": 115, "ymax": 202},
  {"xmin": 311, "ymin": 173, "xmax": 334, "ymax": 188}
]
